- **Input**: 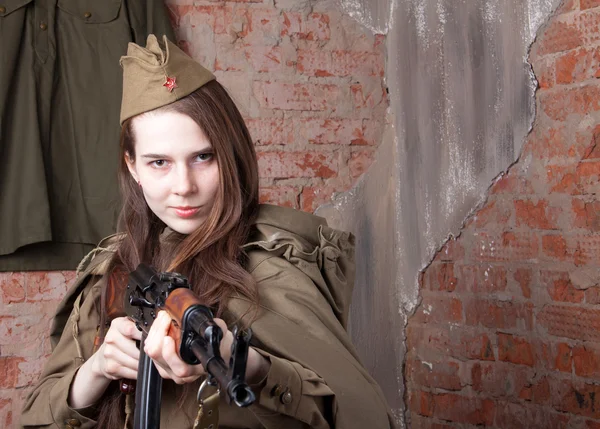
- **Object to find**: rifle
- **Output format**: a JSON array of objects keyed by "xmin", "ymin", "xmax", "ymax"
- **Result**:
[{"xmin": 117, "ymin": 263, "xmax": 256, "ymax": 428}]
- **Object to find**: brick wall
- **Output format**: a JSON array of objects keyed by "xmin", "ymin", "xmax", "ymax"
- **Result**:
[
  {"xmin": 406, "ymin": 1, "xmax": 600, "ymax": 428},
  {"xmin": 0, "ymin": 1, "xmax": 387, "ymax": 427}
]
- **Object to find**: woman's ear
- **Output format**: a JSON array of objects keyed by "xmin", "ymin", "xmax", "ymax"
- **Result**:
[{"xmin": 124, "ymin": 152, "xmax": 139, "ymax": 184}]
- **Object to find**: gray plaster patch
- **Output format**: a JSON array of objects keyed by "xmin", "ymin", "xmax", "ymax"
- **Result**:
[{"xmin": 318, "ymin": 0, "xmax": 560, "ymax": 426}]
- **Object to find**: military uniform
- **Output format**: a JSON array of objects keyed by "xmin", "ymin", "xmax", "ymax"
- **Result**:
[
  {"xmin": 19, "ymin": 205, "xmax": 395, "ymax": 428},
  {"xmin": 0, "ymin": 0, "xmax": 174, "ymax": 271}
]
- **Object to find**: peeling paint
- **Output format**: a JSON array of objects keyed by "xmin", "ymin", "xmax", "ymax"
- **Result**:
[{"xmin": 319, "ymin": 0, "xmax": 560, "ymax": 426}]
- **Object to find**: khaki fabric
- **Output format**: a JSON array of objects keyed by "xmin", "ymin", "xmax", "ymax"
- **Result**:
[
  {"xmin": 19, "ymin": 205, "xmax": 396, "ymax": 428},
  {"xmin": 0, "ymin": 0, "xmax": 174, "ymax": 271},
  {"xmin": 119, "ymin": 34, "xmax": 216, "ymax": 125}
]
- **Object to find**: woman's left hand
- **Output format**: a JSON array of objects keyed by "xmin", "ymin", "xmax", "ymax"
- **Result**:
[{"xmin": 144, "ymin": 311, "xmax": 270, "ymax": 385}]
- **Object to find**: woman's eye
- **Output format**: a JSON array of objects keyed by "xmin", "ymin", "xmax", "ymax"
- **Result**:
[
  {"xmin": 150, "ymin": 159, "xmax": 167, "ymax": 168},
  {"xmin": 196, "ymin": 153, "xmax": 213, "ymax": 162}
]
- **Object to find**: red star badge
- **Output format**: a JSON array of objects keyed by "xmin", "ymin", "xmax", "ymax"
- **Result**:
[{"xmin": 163, "ymin": 76, "xmax": 178, "ymax": 92}]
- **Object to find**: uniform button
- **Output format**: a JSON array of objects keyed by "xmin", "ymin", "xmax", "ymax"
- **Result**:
[
  {"xmin": 39, "ymin": 22, "xmax": 47, "ymax": 30},
  {"xmin": 65, "ymin": 418, "xmax": 81, "ymax": 426},
  {"xmin": 65, "ymin": 425, "xmax": 73, "ymax": 429},
  {"xmin": 280, "ymin": 391, "xmax": 293, "ymax": 404},
  {"xmin": 83, "ymin": 11, "xmax": 92, "ymax": 18},
  {"xmin": 270, "ymin": 384, "xmax": 282, "ymax": 398},
  {"xmin": 0, "ymin": 6, "xmax": 6, "ymax": 14}
]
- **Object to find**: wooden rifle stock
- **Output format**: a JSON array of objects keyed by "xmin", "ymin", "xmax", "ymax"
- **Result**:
[{"xmin": 106, "ymin": 264, "xmax": 255, "ymax": 429}]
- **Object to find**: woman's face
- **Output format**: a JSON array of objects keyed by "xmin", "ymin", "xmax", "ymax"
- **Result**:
[{"xmin": 126, "ymin": 111, "xmax": 220, "ymax": 235}]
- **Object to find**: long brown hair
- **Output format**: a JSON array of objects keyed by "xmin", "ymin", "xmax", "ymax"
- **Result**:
[{"xmin": 97, "ymin": 80, "xmax": 260, "ymax": 427}]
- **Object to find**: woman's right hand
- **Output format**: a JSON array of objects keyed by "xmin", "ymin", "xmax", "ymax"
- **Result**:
[
  {"xmin": 91, "ymin": 317, "xmax": 142, "ymax": 380},
  {"xmin": 69, "ymin": 317, "xmax": 142, "ymax": 409}
]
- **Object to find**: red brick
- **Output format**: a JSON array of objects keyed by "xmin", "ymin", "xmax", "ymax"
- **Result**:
[
  {"xmin": 434, "ymin": 238, "xmax": 465, "ymax": 262},
  {"xmin": 514, "ymin": 268, "xmax": 533, "ymax": 299},
  {"xmin": 259, "ymin": 186, "xmax": 300, "ymax": 209},
  {"xmin": 296, "ymin": 118, "xmax": 363, "ymax": 145},
  {"xmin": 26, "ymin": 272, "xmax": 68, "ymax": 302},
  {"xmin": 280, "ymin": 12, "xmax": 330, "ymax": 41},
  {"xmin": 409, "ymin": 390, "xmax": 434, "ymax": 417},
  {"xmin": 542, "ymin": 234, "xmax": 570, "ymax": 261},
  {"xmin": 538, "ymin": 304, "xmax": 600, "ymax": 341},
  {"xmin": 496, "ymin": 401, "xmax": 570, "ymax": 429},
  {"xmin": 514, "ymin": 199, "xmax": 559, "ymax": 230},
  {"xmin": 0, "ymin": 357, "xmax": 24, "ymax": 389},
  {"xmin": 526, "ymin": 125, "xmax": 576, "ymax": 161},
  {"xmin": 301, "ymin": 13, "xmax": 330, "ymax": 41},
  {"xmin": 583, "ymin": 126, "xmax": 600, "ymax": 160},
  {"xmin": 533, "ymin": 57, "xmax": 556, "ymax": 89},
  {"xmin": 297, "ymin": 50, "xmax": 384, "ymax": 77},
  {"xmin": 280, "ymin": 12, "xmax": 301, "ymax": 37},
  {"xmin": 582, "ymin": 0, "xmax": 600, "ymax": 9},
  {"xmin": 554, "ymin": 342, "xmax": 574, "ymax": 373},
  {"xmin": 541, "ymin": 86, "xmax": 600, "ymax": 121},
  {"xmin": 586, "ymin": 287, "xmax": 600, "ymax": 304},
  {"xmin": 190, "ymin": 6, "xmax": 226, "ymax": 34},
  {"xmin": 547, "ymin": 164, "xmax": 578, "ymax": 194},
  {"xmin": 406, "ymin": 359, "xmax": 463, "ymax": 391},
  {"xmin": 412, "ymin": 294, "xmax": 463, "ymax": 325},
  {"xmin": 408, "ymin": 415, "xmax": 453, "ymax": 429},
  {"xmin": 457, "ymin": 264, "xmax": 507, "ymax": 293},
  {"xmin": 489, "ymin": 173, "xmax": 534, "ymax": 195},
  {"xmin": 254, "ymin": 82, "xmax": 344, "ymax": 111},
  {"xmin": 573, "ymin": 199, "xmax": 600, "ymax": 231},
  {"xmin": 407, "ymin": 325, "xmax": 495, "ymax": 361},
  {"xmin": 572, "ymin": 234, "xmax": 600, "ymax": 265},
  {"xmin": 472, "ymin": 232, "xmax": 539, "ymax": 262},
  {"xmin": 348, "ymin": 149, "xmax": 375, "ymax": 178},
  {"xmin": 0, "ymin": 398, "xmax": 12, "ymax": 428},
  {"xmin": 573, "ymin": 345, "xmax": 600, "ymax": 379},
  {"xmin": 244, "ymin": 46, "xmax": 282, "ymax": 73},
  {"xmin": 0, "ymin": 273, "xmax": 25, "ymax": 304},
  {"xmin": 464, "ymin": 299, "xmax": 533, "ymax": 330},
  {"xmin": 498, "ymin": 333, "xmax": 535, "ymax": 366},
  {"xmin": 541, "ymin": 271, "xmax": 585, "ymax": 303},
  {"xmin": 422, "ymin": 263, "xmax": 458, "ymax": 292},
  {"xmin": 554, "ymin": 380, "xmax": 600, "ymax": 418},
  {"xmin": 431, "ymin": 393, "xmax": 495, "ymax": 426},
  {"xmin": 587, "ymin": 420, "xmax": 600, "ymax": 429},
  {"xmin": 300, "ymin": 185, "xmax": 342, "ymax": 212},
  {"xmin": 471, "ymin": 362, "xmax": 533, "ymax": 399},
  {"xmin": 246, "ymin": 118, "xmax": 293, "ymax": 146},
  {"xmin": 351, "ymin": 83, "xmax": 386, "ymax": 110},
  {"xmin": 242, "ymin": 8, "xmax": 281, "ymax": 45},
  {"xmin": 556, "ymin": 47, "xmax": 600, "ymax": 85},
  {"xmin": 575, "ymin": 161, "xmax": 600, "ymax": 195},
  {"xmin": 473, "ymin": 200, "xmax": 512, "ymax": 229},
  {"xmin": 519, "ymin": 376, "xmax": 552, "ymax": 405},
  {"xmin": 534, "ymin": 18, "xmax": 583, "ymax": 56},
  {"xmin": 577, "ymin": 9, "xmax": 600, "ymax": 46},
  {"xmin": 257, "ymin": 151, "xmax": 337, "ymax": 179}
]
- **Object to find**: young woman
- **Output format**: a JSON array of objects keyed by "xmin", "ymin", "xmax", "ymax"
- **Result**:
[{"xmin": 19, "ymin": 35, "xmax": 394, "ymax": 429}]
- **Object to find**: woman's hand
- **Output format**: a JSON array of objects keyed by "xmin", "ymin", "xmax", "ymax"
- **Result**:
[
  {"xmin": 69, "ymin": 317, "xmax": 142, "ymax": 409},
  {"xmin": 144, "ymin": 311, "xmax": 270, "ymax": 385},
  {"xmin": 91, "ymin": 317, "xmax": 142, "ymax": 380}
]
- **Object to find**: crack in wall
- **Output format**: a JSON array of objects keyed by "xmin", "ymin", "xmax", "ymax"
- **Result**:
[{"xmin": 318, "ymin": 0, "xmax": 562, "ymax": 426}]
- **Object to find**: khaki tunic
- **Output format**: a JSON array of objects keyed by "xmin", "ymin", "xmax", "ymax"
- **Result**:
[
  {"xmin": 0, "ymin": 0, "xmax": 174, "ymax": 271},
  {"xmin": 19, "ymin": 205, "xmax": 395, "ymax": 428}
]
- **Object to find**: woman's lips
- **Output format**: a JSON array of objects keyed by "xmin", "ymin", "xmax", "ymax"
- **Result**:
[{"xmin": 173, "ymin": 206, "xmax": 200, "ymax": 218}]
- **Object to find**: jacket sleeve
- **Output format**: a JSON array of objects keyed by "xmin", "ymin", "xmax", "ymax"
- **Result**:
[
  {"xmin": 19, "ymin": 277, "xmax": 103, "ymax": 429},
  {"xmin": 125, "ymin": 0, "xmax": 176, "ymax": 46},
  {"xmin": 227, "ymin": 255, "xmax": 394, "ymax": 429},
  {"xmin": 248, "ymin": 349, "xmax": 334, "ymax": 429}
]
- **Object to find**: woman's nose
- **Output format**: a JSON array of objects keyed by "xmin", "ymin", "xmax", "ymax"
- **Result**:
[{"xmin": 173, "ymin": 166, "xmax": 197, "ymax": 195}]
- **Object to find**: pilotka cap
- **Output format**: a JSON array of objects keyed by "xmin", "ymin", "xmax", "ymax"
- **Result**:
[{"xmin": 119, "ymin": 34, "xmax": 216, "ymax": 125}]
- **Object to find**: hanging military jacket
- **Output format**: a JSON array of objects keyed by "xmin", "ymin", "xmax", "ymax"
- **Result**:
[{"xmin": 0, "ymin": 0, "xmax": 175, "ymax": 271}]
